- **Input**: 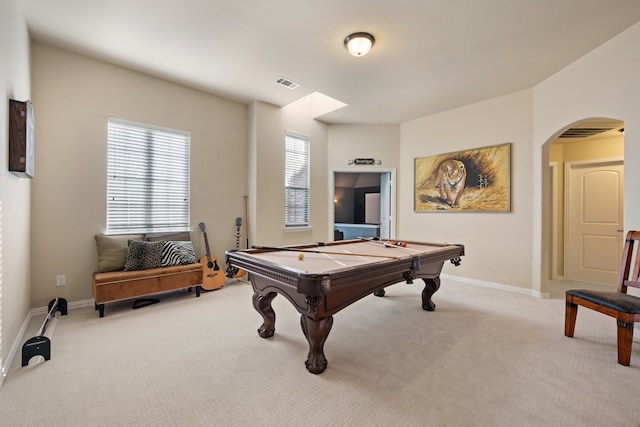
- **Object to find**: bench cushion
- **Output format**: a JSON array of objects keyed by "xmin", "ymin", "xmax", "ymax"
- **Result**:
[{"xmin": 566, "ymin": 289, "xmax": 640, "ymax": 314}]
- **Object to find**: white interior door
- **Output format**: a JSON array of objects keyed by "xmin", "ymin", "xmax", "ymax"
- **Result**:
[
  {"xmin": 379, "ymin": 172, "xmax": 391, "ymax": 239},
  {"xmin": 567, "ymin": 159, "xmax": 624, "ymax": 285}
]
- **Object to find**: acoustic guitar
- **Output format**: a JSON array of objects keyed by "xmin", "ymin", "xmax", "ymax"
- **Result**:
[
  {"xmin": 198, "ymin": 222, "xmax": 225, "ymax": 291},
  {"xmin": 226, "ymin": 217, "xmax": 247, "ymax": 278}
]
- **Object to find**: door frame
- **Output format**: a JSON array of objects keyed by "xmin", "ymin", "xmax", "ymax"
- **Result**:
[
  {"xmin": 549, "ymin": 161, "xmax": 562, "ymax": 280},
  {"xmin": 330, "ymin": 168, "xmax": 397, "ymax": 242},
  {"xmin": 563, "ymin": 157, "xmax": 623, "ymax": 282}
]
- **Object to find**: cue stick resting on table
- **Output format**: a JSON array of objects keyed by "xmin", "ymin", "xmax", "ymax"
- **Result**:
[
  {"xmin": 363, "ymin": 238, "xmax": 424, "ymax": 254},
  {"xmin": 357, "ymin": 236, "xmax": 421, "ymax": 252},
  {"xmin": 251, "ymin": 245, "xmax": 401, "ymax": 259},
  {"xmin": 357, "ymin": 236, "xmax": 411, "ymax": 249},
  {"xmin": 357, "ymin": 236, "xmax": 395, "ymax": 247}
]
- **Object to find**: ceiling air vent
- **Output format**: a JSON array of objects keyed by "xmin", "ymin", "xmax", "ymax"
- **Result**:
[
  {"xmin": 275, "ymin": 77, "xmax": 299, "ymax": 90},
  {"xmin": 558, "ymin": 127, "xmax": 614, "ymax": 138}
]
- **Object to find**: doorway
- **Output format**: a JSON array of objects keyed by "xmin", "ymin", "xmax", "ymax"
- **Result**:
[
  {"xmin": 331, "ymin": 169, "xmax": 396, "ymax": 241},
  {"xmin": 548, "ymin": 119, "xmax": 624, "ymax": 287}
]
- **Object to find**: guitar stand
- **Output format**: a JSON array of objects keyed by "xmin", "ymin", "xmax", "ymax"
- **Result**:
[{"xmin": 132, "ymin": 298, "xmax": 160, "ymax": 309}]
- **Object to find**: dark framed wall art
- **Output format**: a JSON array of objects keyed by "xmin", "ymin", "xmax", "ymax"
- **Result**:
[{"xmin": 414, "ymin": 142, "xmax": 511, "ymax": 212}]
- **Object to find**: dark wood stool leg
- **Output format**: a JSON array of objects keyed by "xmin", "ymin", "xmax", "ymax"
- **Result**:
[
  {"xmin": 565, "ymin": 298, "xmax": 578, "ymax": 337},
  {"xmin": 616, "ymin": 320, "xmax": 634, "ymax": 366}
]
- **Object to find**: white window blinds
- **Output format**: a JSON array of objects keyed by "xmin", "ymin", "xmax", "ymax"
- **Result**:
[
  {"xmin": 107, "ymin": 118, "xmax": 190, "ymax": 234},
  {"xmin": 284, "ymin": 133, "xmax": 309, "ymax": 227}
]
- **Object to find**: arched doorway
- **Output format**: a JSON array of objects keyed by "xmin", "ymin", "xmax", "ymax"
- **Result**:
[{"xmin": 546, "ymin": 118, "xmax": 624, "ymax": 297}]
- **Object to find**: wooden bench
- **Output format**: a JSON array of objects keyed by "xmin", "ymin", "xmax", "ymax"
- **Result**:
[
  {"xmin": 92, "ymin": 263, "xmax": 203, "ymax": 317},
  {"xmin": 565, "ymin": 230, "xmax": 640, "ymax": 366}
]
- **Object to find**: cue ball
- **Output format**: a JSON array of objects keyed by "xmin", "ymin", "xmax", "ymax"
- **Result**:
[{"xmin": 298, "ymin": 253, "xmax": 304, "ymax": 260}]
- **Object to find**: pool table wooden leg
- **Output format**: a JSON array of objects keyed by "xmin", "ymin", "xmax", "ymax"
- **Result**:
[
  {"xmin": 253, "ymin": 291, "xmax": 277, "ymax": 338},
  {"xmin": 300, "ymin": 315, "xmax": 333, "ymax": 374},
  {"xmin": 421, "ymin": 277, "xmax": 441, "ymax": 311}
]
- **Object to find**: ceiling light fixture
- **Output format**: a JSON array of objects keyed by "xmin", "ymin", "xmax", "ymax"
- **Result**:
[{"xmin": 344, "ymin": 32, "xmax": 375, "ymax": 57}]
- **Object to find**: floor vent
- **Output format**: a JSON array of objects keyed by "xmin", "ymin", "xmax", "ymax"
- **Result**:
[{"xmin": 275, "ymin": 77, "xmax": 300, "ymax": 90}]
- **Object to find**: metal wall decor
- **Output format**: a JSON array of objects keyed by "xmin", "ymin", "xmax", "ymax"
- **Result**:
[{"xmin": 348, "ymin": 158, "xmax": 381, "ymax": 165}]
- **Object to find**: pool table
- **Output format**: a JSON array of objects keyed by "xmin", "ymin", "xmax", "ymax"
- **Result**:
[{"xmin": 226, "ymin": 238, "xmax": 464, "ymax": 374}]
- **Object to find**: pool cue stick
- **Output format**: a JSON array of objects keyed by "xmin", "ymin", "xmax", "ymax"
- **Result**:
[
  {"xmin": 358, "ymin": 236, "xmax": 426, "ymax": 255},
  {"xmin": 251, "ymin": 245, "xmax": 400, "ymax": 259},
  {"xmin": 362, "ymin": 237, "xmax": 423, "ymax": 253},
  {"xmin": 243, "ymin": 195, "xmax": 249, "ymax": 249},
  {"xmin": 357, "ymin": 236, "xmax": 395, "ymax": 248}
]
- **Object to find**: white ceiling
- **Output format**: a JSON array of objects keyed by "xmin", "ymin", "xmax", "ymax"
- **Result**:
[{"xmin": 18, "ymin": 0, "xmax": 640, "ymax": 124}]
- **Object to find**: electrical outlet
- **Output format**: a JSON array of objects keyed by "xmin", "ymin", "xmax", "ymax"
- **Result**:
[{"xmin": 56, "ymin": 274, "xmax": 66, "ymax": 287}]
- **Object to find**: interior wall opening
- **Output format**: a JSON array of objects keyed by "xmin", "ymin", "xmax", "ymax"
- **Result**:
[
  {"xmin": 547, "ymin": 118, "xmax": 624, "ymax": 295},
  {"xmin": 332, "ymin": 170, "xmax": 395, "ymax": 241}
]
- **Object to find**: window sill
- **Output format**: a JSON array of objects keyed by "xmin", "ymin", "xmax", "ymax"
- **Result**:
[{"xmin": 284, "ymin": 226, "xmax": 311, "ymax": 233}]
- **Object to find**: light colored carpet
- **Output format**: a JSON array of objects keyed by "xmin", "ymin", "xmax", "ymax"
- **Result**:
[{"xmin": 0, "ymin": 278, "xmax": 639, "ymax": 426}]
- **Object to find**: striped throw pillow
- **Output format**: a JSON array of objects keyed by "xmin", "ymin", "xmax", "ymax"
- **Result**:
[{"xmin": 161, "ymin": 241, "xmax": 196, "ymax": 266}]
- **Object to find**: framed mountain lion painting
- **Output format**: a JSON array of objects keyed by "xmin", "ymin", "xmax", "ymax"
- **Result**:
[{"xmin": 414, "ymin": 143, "xmax": 511, "ymax": 212}]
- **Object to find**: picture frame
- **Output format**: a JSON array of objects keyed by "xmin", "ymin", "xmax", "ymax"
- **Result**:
[{"xmin": 414, "ymin": 142, "xmax": 511, "ymax": 212}]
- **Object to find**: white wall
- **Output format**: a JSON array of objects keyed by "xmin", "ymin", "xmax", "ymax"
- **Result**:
[
  {"xmin": 249, "ymin": 98, "xmax": 330, "ymax": 247},
  {"xmin": 327, "ymin": 124, "xmax": 400, "ymax": 240},
  {"xmin": 533, "ymin": 21, "xmax": 640, "ymax": 295},
  {"xmin": 399, "ymin": 90, "xmax": 534, "ymax": 289},
  {"xmin": 30, "ymin": 42, "xmax": 248, "ymax": 307},
  {"xmin": 0, "ymin": 0, "xmax": 32, "ymax": 377},
  {"xmin": 328, "ymin": 124, "xmax": 400, "ymax": 168}
]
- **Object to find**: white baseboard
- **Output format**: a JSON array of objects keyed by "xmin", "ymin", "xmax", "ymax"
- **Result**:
[
  {"xmin": 1, "ymin": 307, "xmax": 33, "ymax": 388},
  {"xmin": 441, "ymin": 274, "xmax": 547, "ymax": 298},
  {"xmin": 29, "ymin": 298, "xmax": 94, "ymax": 316}
]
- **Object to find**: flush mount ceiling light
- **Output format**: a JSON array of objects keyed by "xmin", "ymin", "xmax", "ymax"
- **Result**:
[{"xmin": 344, "ymin": 32, "xmax": 375, "ymax": 57}]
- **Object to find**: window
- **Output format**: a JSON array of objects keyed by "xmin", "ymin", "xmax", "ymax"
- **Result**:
[
  {"xmin": 107, "ymin": 118, "xmax": 190, "ymax": 234},
  {"xmin": 284, "ymin": 133, "xmax": 309, "ymax": 227}
]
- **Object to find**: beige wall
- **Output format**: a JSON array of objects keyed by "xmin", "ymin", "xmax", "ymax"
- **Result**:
[
  {"xmin": 533, "ymin": 21, "xmax": 640, "ymax": 295},
  {"xmin": 249, "ymin": 98, "xmax": 330, "ymax": 247},
  {"xmin": 30, "ymin": 42, "xmax": 248, "ymax": 307},
  {"xmin": 0, "ymin": 0, "xmax": 32, "ymax": 377},
  {"xmin": 560, "ymin": 135, "xmax": 624, "ymax": 162},
  {"xmin": 328, "ymin": 124, "xmax": 400, "ymax": 239},
  {"xmin": 328, "ymin": 124, "xmax": 400, "ymax": 168},
  {"xmin": 399, "ymin": 90, "xmax": 534, "ymax": 289},
  {"xmin": 248, "ymin": 110, "xmax": 400, "ymax": 247}
]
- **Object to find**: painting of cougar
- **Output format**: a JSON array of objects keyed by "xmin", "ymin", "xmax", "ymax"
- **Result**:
[
  {"xmin": 435, "ymin": 159, "xmax": 466, "ymax": 208},
  {"xmin": 414, "ymin": 143, "xmax": 511, "ymax": 212}
]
